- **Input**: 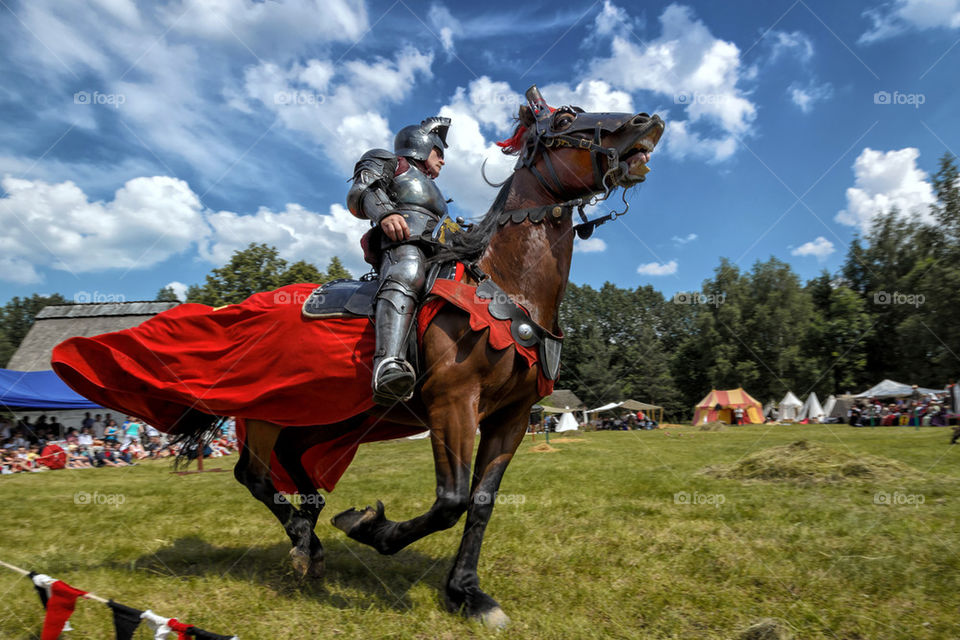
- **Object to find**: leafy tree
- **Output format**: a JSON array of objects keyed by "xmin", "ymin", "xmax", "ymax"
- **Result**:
[
  {"xmin": 186, "ymin": 243, "xmax": 289, "ymax": 306},
  {"xmin": 277, "ymin": 260, "xmax": 325, "ymax": 287},
  {"xmin": 156, "ymin": 286, "xmax": 180, "ymax": 302},
  {"xmin": 0, "ymin": 293, "xmax": 67, "ymax": 367},
  {"xmin": 324, "ymin": 256, "xmax": 353, "ymax": 281}
]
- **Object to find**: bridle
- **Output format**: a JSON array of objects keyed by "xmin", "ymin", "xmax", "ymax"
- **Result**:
[{"xmin": 509, "ymin": 86, "xmax": 642, "ymax": 239}]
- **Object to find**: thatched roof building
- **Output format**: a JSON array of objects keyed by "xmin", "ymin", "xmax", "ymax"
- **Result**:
[
  {"xmin": 7, "ymin": 301, "xmax": 178, "ymax": 371},
  {"xmin": 541, "ymin": 389, "xmax": 586, "ymax": 410}
]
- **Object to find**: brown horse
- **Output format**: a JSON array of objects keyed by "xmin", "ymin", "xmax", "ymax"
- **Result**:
[{"xmin": 222, "ymin": 90, "xmax": 664, "ymax": 628}]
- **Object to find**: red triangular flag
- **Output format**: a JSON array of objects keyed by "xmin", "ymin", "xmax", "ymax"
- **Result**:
[
  {"xmin": 168, "ymin": 617, "xmax": 193, "ymax": 640},
  {"xmin": 41, "ymin": 580, "xmax": 87, "ymax": 640}
]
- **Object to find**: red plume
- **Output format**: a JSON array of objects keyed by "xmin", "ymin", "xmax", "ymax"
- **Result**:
[{"xmin": 496, "ymin": 105, "xmax": 555, "ymax": 155}]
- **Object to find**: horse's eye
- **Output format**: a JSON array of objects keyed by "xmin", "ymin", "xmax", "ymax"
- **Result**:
[{"xmin": 553, "ymin": 111, "xmax": 575, "ymax": 130}]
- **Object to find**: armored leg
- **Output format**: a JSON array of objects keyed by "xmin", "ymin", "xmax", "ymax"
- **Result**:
[{"xmin": 373, "ymin": 243, "xmax": 426, "ymax": 404}]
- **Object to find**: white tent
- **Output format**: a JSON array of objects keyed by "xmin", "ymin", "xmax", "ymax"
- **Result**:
[
  {"xmin": 798, "ymin": 392, "xmax": 825, "ymax": 423},
  {"xmin": 822, "ymin": 394, "xmax": 836, "ymax": 417},
  {"xmin": 853, "ymin": 379, "xmax": 944, "ymax": 398},
  {"xmin": 556, "ymin": 412, "xmax": 579, "ymax": 432},
  {"xmin": 778, "ymin": 392, "xmax": 803, "ymax": 422}
]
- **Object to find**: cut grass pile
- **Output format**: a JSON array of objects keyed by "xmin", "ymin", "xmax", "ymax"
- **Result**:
[
  {"xmin": 699, "ymin": 421, "xmax": 728, "ymax": 431},
  {"xmin": 702, "ymin": 439, "xmax": 925, "ymax": 484}
]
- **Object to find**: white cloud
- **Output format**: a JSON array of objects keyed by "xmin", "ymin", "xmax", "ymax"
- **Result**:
[
  {"xmin": 540, "ymin": 80, "xmax": 634, "ymax": 114},
  {"xmin": 672, "ymin": 233, "xmax": 698, "ymax": 245},
  {"xmin": 836, "ymin": 147, "xmax": 936, "ymax": 233},
  {"xmin": 861, "ymin": 0, "xmax": 960, "ymax": 43},
  {"xmin": 637, "ymin": 260, "xmax": 678, "ymax": 276},
  {"xmin": 201, "ymin": 203, "xmax": 368, "ymax": 276},
  {"xmin": 574, "ymin": 237, "xmax": 608, "ymax": 253},
  {"xmin": 436, "ymin": 79, "xmax": 521, "ymax": 217},
  {"xmin": 768, "ymin": 30, "xmax": 814, "ymax": 63},
  {"xmin": 242, "ymin": 47, "xmax": 434, "ymax": 174},
  {"xmin": 788, "ymin": 81, "xmax": 833, "ymax": 113},
  {"xmin": 164, "ymin": 281, "xmax": 188, "ymax": 301},
  {"xmin": 0, "ymin": 174, "xmax": 371, "ymax": 283},
  {"xmin": 429, "ymin": 4, "xmax": 462, "ymax": 54},
  {"xmin": 587, "ymin": 4, "xmax": 755, "ymax": 163},
  {"xmin": 791, "ymin": 236, "xmax": 835, "ymax": 260},
  {"xmin": 0, "ymin": 175, "xmax": 206, "ymax": 281}
]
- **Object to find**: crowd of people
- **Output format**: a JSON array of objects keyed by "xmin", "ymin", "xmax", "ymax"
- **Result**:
[
  {"xmin": 848, "ymin": 389, "xmax": 956, "ymax": 427},
  {"xmin": 1, "ymin": 412, "xmax": 237, "ymax": 475}
]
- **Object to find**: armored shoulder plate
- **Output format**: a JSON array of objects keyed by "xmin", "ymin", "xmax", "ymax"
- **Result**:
[{"xmin": 347, "ymin": 149, "xmax": 399, "ymax": 220}]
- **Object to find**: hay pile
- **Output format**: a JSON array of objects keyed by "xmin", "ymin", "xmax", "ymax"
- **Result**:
[
  {"xmin": 698, "ymin": 421, "xmax": 727, "ymax": 431},
  {"xmin": 530, "ymin": 443, "xmax": 558, "ymax": 453},
  {"xmin": 702, "ymin": 440, "xmax": 922, "ymax": 484}
]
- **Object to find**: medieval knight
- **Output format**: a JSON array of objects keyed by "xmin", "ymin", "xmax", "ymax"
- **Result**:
[{"xmin": 346, "ymin": 116, "xmax": 451, "ymax": 405}]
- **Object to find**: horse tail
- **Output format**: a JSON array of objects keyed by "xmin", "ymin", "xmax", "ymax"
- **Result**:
[{"xmin": 168, "ymin": 408, "xmax": 228, "ymax": 469}]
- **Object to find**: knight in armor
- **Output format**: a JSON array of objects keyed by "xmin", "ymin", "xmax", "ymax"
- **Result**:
[{"xmin": 346, "ymin": 117, "xmax": 451, "ymax": 404}]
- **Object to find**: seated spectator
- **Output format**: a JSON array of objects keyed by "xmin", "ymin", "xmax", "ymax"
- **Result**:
[{"xmin": 77, "ymin": 427, "xmax": 94, "ymax": 447}]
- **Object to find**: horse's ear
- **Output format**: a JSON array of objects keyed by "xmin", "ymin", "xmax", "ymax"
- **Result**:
[{"xmin": 518, "ymin": 105, "xmax": 535, "ymax": 128}]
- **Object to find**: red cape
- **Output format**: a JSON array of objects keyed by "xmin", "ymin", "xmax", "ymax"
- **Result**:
[{"xmin": 51, "ymin": 280, "xmax": 555, "ymax": 491}]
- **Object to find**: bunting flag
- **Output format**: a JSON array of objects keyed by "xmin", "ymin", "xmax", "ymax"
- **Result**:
[
  {"xmin": 108, "ymin": 600, "xmax": 144, "ymax": 640},
  {"xmin": 4, "ymin": 561, "xmax": 238, "ymax": 640},
  {"xmin": 141, "ymin": 610, "xmax": 174, "ymax": 639},
  {"xmin": 33, "ymin": 577, "xmax": 88, "ymax": 640}
]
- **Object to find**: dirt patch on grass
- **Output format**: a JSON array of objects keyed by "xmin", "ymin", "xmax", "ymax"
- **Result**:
[
  {"xmin": 698, "ymin": 421, "xmax": 727, "ymax": 431},
  {"xmin": 701, "ymin": 440, "xmax": 923, "ymax": 484},
  {"xmin": 548, "ymin": 437, "xmax": 584, "ymax": 443},
  {"xmin": 530, "ymin": 443, "xmax": 558, "ymax": 453}
]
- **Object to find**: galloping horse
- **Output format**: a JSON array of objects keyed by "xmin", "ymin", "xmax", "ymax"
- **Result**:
[{"xmin": 53, "ymin": 88, "xmax": 664, "ymax": 627}]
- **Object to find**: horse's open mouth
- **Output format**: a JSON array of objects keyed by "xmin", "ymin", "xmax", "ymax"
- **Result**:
[{"xmin": 616, "ymin": 118, "xmax": 664, "ymax": 185}]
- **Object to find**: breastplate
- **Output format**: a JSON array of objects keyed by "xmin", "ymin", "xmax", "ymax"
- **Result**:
[{"xmin": 389, "ymin": 165, "xmax": 448, "ymax": 218}]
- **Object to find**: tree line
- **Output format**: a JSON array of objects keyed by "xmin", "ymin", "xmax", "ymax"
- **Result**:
[{"xmin": 2, "ymin": 155, "xmax": 958, "ymax": 423}]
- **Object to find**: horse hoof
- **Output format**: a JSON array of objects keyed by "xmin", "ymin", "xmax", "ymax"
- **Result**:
[
  {"xmin": 289, "ymin": 548, "xmax": 311, "ymax": 578},
  {"xmin": 307, "ymin": 555, "xmax": 325, "ymax": 579},
  {"xmin": 331, "ymin": 500, "xmax": 384, "ymax": 535},
  {"xmin": 477, "ymin": 607, "xmax": 510, "ymax": 630}
]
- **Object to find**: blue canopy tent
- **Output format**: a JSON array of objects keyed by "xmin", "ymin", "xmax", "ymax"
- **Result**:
[{"xmin": 0, "ymin": 369, "xmax": 101, "ymax": 409}]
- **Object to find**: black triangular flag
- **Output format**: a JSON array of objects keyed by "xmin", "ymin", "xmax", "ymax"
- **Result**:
[
  {"xmin": 107, "ymin": 600, "xmax": 143, "ymax": 640},
  {"xmin": 26, "ymin": 571, "xmax": 49, "ymax": 608}
]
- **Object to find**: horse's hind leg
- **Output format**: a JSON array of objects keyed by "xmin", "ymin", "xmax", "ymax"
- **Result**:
[
  {"xmin": 234, "ymin": 419, "xmax": 322, "ymax": 578},
  {"xmin": 274, "ymin": 428, "xmax": 327, "ymax": 579}
]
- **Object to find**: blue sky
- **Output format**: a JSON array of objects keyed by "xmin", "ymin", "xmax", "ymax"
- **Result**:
[{"xmin": 0, "ymin": 0, "xmax": 956, "ymax": 304}]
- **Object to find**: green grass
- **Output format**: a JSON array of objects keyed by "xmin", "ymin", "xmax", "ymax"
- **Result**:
[{"xmin": 1, "ymin": 425, "xmax": 958, "ymax": 639}]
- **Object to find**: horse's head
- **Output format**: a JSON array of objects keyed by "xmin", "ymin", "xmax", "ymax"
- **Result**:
[{"xmin": 498, "ymin": 85, "xmax": 665, "ymax": 201}]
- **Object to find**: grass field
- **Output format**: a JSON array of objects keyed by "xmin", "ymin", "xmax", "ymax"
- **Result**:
[{"xmin": 1, "ymin": 425, "xmax": 958, "ymax": 639}]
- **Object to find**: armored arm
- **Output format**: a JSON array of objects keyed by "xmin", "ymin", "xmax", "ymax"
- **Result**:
[{"xmin": 347, "ymin": 149, "xmax": 399, "ymax": 225}]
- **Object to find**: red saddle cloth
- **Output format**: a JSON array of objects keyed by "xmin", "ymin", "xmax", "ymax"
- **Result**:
[{"xmin": 51, "ymin": 280, "xmax": 555, "ymax": 492}]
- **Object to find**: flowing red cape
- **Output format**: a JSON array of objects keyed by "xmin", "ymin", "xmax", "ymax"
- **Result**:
[{"xmin": 51, "ymin": 280, "xmax": 554, "ymax": 492}]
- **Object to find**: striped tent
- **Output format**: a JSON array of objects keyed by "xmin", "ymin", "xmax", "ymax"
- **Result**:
[{"xmin": 693, "ymin": 388, "xmax": 763, "ymax": 425}]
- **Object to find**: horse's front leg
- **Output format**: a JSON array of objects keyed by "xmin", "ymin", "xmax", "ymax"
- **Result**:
[
  {"xmin": 331, "ymin": 398, "xmax": 476, "ymax": 555},
  {"xmin": 444, "ymin": 410, "xmax": 527, "ymax": 628}
]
